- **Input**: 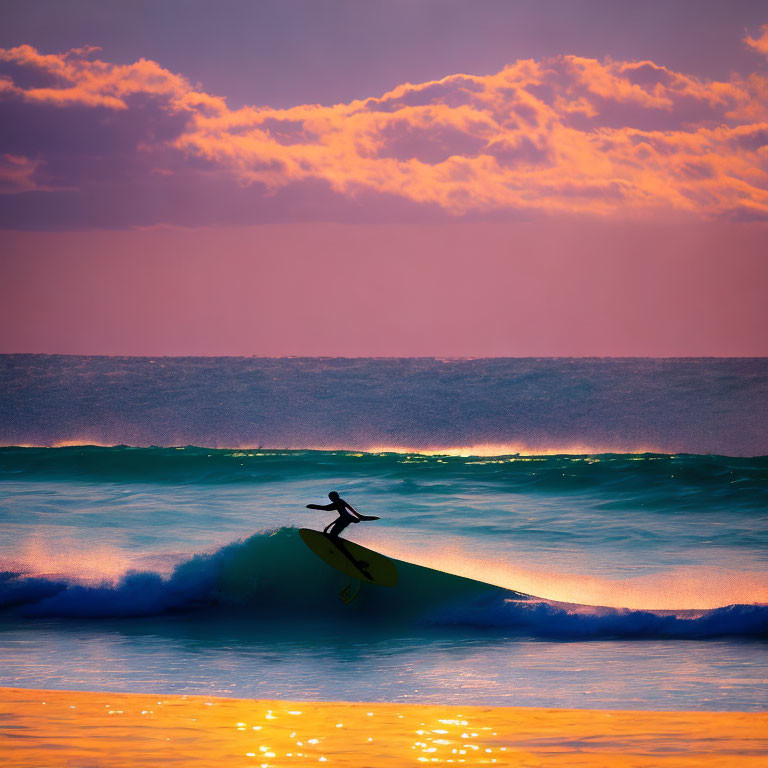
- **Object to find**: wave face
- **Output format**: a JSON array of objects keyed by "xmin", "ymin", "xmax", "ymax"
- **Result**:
[
  {"xmin": 1, "ymin": 528, "xmax": 766, "ymax": 640},
  {"xmin": 2, "ymin": 355, "xmax": 767, "ymax": 455}
]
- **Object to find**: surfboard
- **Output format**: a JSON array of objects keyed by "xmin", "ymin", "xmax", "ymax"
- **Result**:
[{"xmin": 299, "ymin": 528, "xmax": 398, "ymax": 587}]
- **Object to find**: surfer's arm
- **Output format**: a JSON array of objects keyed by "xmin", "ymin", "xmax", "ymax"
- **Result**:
[
  {"xmin": 306, "ymin": 503, "xmax": 335, "ymax": 510},
  {"xmin": 344, "ymin": 502, "xmax": 363, "ymax": 521}
]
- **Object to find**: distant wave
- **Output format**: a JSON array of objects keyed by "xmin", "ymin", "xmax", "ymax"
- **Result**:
[
  {"xmin": 2, "ymin": 529, "xmax": 765, "ymax": 639},
  {"xmin": 2, "ymin": 446, "xmax": 766, "ymax": 511}
]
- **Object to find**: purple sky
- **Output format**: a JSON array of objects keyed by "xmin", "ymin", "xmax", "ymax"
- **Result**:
[{"xmin": 1, "ymin": 1, "xmax": 767, "ymax": 355}]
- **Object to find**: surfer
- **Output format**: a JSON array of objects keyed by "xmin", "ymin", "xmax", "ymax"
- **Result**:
[
  {"xmin": 305, "ymin": 492, "xmax": 380, "ymax": 578},
  {"xmin": 306, "ymin": 491, "xmax": 373, "ymax": 539}
]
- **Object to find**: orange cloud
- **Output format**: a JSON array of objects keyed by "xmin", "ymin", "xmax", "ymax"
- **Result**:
[
  {"xmin": 2, "ymin": 36, "xmax": 768, "ymax": 222},
  {"xmin": 0, "ymin": 44, "xmax": 194, "ymax": 109},
  {"xmin": 746, "ymin": 24, "xmax": 768, "ymax": 58}
]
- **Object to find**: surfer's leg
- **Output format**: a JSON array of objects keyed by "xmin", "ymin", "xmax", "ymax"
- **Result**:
[
  {"xmin": 329, "ymin": 528, "xmax": 372, "ymax": 577},
  {"xmin": 327, "ymin": 518, "xmax": 350, "ymax": 538},
  {"xmin": 324, "ymin": 521, "xmax": 372, "ymax": 576}
]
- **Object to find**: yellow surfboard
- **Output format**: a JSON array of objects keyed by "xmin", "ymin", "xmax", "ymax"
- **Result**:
[{"xmin": 299, "ymin": 528, "xmax": 398, "ymax": 587}]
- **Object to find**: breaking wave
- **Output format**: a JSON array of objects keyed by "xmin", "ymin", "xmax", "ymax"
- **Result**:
[{"xmin": 2, "ymin": 528, "xmax": 765, "ymax": 640}]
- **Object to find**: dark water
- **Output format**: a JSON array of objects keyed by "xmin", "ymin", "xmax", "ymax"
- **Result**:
[{"xmin": 1, "ymin": 355, "xmax": 767, "ymax": 455}]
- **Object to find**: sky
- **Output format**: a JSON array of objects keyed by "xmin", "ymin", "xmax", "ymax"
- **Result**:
[{"xmin": 1, "ymin": 0, "xmax": 767, "ymax": 356}]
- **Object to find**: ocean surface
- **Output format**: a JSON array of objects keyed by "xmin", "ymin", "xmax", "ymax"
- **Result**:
[{"xmin": 0, "ymin": 356, "xmax": 766, "ymax": 711}]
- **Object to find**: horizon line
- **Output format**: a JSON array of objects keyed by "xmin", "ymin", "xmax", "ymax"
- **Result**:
[{"xmin": 2, "ymin": 353, "xmax": 767, "ymax": 361}]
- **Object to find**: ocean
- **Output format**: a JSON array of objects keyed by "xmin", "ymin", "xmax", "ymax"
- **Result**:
[{"xmin": 0, "ymin": 356, "xmax": 766, "ymax": 712}]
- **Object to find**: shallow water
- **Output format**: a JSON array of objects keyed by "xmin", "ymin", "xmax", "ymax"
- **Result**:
[
  {"xmin": 5, "ymin": 687, "xmax": 766, "ymax": 768},
  {"xmin": 2, "ymin": 619, "xmax": 767, "ymax": 710}
]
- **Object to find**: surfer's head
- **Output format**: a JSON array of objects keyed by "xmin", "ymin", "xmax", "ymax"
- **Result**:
[{"xmin": 328, "ymin": 490, "xmax": 340, "ymax": 501}]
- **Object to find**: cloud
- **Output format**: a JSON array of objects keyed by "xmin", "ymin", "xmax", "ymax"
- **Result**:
[
  {"xmin": 1, "ymin": 37, "xmax": 768, "ymax": 228},
  {"xmin": 745, "ymin": 24, "xmax": 768, "ymax": 58},
  {"xmin": 0, "ymin": 153, "xmax": 43, "ymax": 193}
]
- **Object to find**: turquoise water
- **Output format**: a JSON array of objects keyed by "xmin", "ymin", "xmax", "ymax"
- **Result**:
[{"xmin": 1, "ymin": 446, "xmax": 766, "ymax": 710}]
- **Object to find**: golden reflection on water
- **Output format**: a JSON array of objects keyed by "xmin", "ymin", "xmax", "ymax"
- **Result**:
[{"xmin": 2, "ymin": 687, "xmax": 768, "ymax": 767}]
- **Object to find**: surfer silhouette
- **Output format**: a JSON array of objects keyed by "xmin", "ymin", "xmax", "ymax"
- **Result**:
[
  {"xmin": 306, "ymin": 491, "xmax": 376, "ymax": 539},
  {"xmin": 306, "ymin": 491, "xmax": 379, "ymax": 576}
]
